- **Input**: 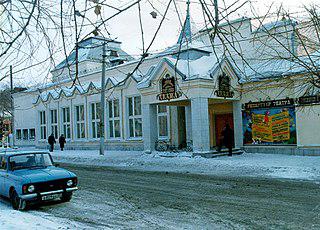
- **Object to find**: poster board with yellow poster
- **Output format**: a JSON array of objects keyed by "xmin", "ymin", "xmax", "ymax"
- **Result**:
[{"xmin": 243, "ymin": 106, "xmax": 296, "ymax": 145}]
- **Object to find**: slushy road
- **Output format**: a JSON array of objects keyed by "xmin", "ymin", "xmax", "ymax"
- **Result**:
[{"xmin": 38, "ymin": 163, "xmax": 320, "ymax": 229}]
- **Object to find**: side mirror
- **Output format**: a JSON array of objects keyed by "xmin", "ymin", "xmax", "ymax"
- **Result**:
[{"xmin": 54, "ymin": 163, "xmax": 60, "ymax": 167}]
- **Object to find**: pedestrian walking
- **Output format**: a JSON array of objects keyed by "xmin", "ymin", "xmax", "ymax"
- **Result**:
[
  {"xmin": 217, "ymin": 124, "xmax": 234, "ymax": 156},
  {"xmin": 48, "ymin": 133, "xmax": 56, "ymax": 152},
  {"xmin": 59, "ymin": 134, "xmax": 66, "ymax": 151},
  {"xmin": 222, "ymin": 124, "xmax": 234, "ymax": 156}
]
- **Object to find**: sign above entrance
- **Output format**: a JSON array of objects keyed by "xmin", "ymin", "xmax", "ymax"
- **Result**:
[
  {"xmin": 244, "ymin": 98, "xmax": 295, "ymax": 110},
  {"xmin": 214, "ymin": 72, "xmax": 234, "ymax": 98},
  {"xmin": 157, "ymin": 74, "xmax": 182, "ymax": 101},
  {"xmin": 298, "ymin": 94, "xmax": 320, "ymax": 105}
]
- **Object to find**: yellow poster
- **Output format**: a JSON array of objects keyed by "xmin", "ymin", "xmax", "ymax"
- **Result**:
[{"xmin": 252, "ymin": 111, "xmax": 290, "ymax": 143}]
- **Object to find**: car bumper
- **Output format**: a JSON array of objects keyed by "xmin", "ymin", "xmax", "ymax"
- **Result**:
[{"xmin": 20, "ymin": 187, "xmax": 78, "ymax": 200}]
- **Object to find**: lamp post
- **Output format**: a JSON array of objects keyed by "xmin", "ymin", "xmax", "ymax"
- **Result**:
[
  {"xmin": 99, "ymin": 42, "xmax": 106, "ymax": 155},
  {"xmin": 10, "ymin": 65, "xmax": 14, "ymax": 147}
]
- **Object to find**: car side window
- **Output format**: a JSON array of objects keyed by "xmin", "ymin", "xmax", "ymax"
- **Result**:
[{"xmin": 0, "ymin": 156, "xmax": 6, "ymax": 170}]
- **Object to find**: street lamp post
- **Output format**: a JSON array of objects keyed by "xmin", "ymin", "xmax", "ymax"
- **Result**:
[
  {"xmin": 99, "ymin": 42, "xmax": 106, "ymax": 155},
  {"xmin": 10, "ymin": 65, "xmax": 14, "ymax": 147}
]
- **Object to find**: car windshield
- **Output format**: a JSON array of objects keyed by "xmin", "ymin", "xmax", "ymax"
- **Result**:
[{"xmin": 9, "ymin": 153, "xmax": 53, "ymax": 170}]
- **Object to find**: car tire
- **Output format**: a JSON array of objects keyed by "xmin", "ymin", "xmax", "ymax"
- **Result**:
[
  {"xmin": 11, "ymin": 190, "xmax": 26, "ymax": 210},
  {"xmin": 61, "ymin": 192, "xmax": 72, "ymax": 202}
]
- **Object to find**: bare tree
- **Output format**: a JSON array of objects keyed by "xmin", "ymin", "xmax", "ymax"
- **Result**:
[{"xmin": 0, "ymin": 87, "xmax": 12, "ymax": 117}]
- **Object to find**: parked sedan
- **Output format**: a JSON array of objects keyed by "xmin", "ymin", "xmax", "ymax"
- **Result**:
[{"xmin": 0, "ymin": 150, "xmax": 78, "ymax": 210}]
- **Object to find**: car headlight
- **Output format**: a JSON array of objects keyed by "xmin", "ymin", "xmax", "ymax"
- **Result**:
[
  {"xmin": 28, "ymin": 185, "xmax": 35, "ymax": 193},
  {"xmin": 67, "ymin": 179, "xmax": 73, "ymax": 187}
]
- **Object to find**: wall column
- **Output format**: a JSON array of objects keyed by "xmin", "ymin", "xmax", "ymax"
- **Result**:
[
  {"xmin": 185, "ymin": 104, "xmax": 192, "ymax": 142},
  {"xmin": 191, "ymin": 97, "xmax": 210, "ymax": 153},
  {"xmin": 170, "ymin": 106, "xmax": 179, "ymax": 147},
  {"xmin": 142, "ymin": 103, "xmax": 157, "ymax": 153},
  {"xmin": 233, "ymin": 101, "xmax": 243, "ymax": 148}
]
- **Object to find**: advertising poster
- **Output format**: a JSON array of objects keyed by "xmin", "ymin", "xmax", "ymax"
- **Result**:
[{"xmin": 242, "ymin": 107, "xmax": 296, "ymax": 145}]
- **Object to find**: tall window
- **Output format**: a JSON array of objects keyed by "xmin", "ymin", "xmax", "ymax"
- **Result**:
[
  {"xmin": 157, "ymin": 105, "xmax": 169, "ymax": 138},
  {"xmin": 29, "ymin": 129, "xmax": 35, "ymax": 140},
  {"xmin": 128, "ymin": 96, "xmax": 142, "ymax": 138},
  {"xmin": 50, "ymin": 109, "xmax": 58, "ymax": 138},
  {"xmin": 16, "ymin": 129, "xmax": 22, "ymax": 140},
  {"xmin": 75, "ymin": 105, "xmax": 85, "ymax": 139},
  {"xmin": 39, "ymin": 111, "xmax": 46, "ymax": 140},
  {"xmin": 90, "ymin": 102, "xmax": 101, "ymax": 139},
  {"xmin": 22, "ymin": 129, "xmax": 29, "ymax": 140},
  {"xmin": 108, "ymin": 99, "xmax": 121, "ymax": 138},
  {"xmin": 62, "ymin": 107, "xmax": 71, "ymax": 139}
]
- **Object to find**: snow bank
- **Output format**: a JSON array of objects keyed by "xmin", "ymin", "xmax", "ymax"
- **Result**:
[
  {"xmin": 43, "ymin": 149, "xmax": 320, "ymax": 182},
  {"xmin": 0, "ymin": 202, "xmax": 85, "ymax": 230}
]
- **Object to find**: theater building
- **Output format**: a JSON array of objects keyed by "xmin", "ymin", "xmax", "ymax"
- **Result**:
[{"xmin": 13, "ymin": 15, "xmax": 320, "ymax": 155}]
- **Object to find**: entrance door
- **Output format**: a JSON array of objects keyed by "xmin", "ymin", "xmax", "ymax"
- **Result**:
[{"xmin": 215, "ymin": 113, "xmax": 234, "ymax": 146}]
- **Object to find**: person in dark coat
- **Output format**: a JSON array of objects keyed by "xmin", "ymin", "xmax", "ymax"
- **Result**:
[
  {"xmin": 217, "ymin": 124, "xmax": 234, "ymax": 156},
  {"xmin": 48, "ymin": 133, "xmax": 56, "ymax": 152},
  {"xmin": 59, "ymin": 134, "xmax": 66, "ymax": 151},
  {"xmin": 222, "ymin": 124, "xmax": 234, "ymax": 156}
]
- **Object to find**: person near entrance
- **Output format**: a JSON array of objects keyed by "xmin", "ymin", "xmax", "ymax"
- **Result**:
[
  {"xmin": 48, "ymin": 133, "xmax": 56, "ymax": 152},
  {"xmin": 59, "ymin": 134, "xmax": 66, "ymax": 151},
  {"xmin": 218, "ymin": 124, "xmax": 234, "ymax": 156}
]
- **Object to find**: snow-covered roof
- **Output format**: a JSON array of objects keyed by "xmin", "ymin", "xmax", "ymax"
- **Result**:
[
  {"xmin": 138, "ymin": 54, "xmax": 237, "ymax": 89},
  {"xmin": 33, "ymin": 72, "xmax": 143, "ymax": 104},
  {"xmin": 31, "ymin": 48, "xmax": 320, "ymax": 102},
  {"xmin": 157, "ymin": 40, "xmax": 211, "ymax": 58},
  {"xmin": 199, "ymin": 17, "xmax": 251, "ymax": 33},
  {"xmin": 253, "ymin": 19, "xmax": 297, "ymax": 34},
  {"xmin": 34, "ymin": 82, "xmax": 100, "ymax": 104},
  {"xmin": 236, "ymin": 52, "xmax": 320, "ymax": 83},
  {"xmin": 53, "ymin": 36, "xmax": 134, "ymax": 71}
]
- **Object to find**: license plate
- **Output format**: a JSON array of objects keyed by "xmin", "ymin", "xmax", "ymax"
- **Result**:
[{"xmin": 42, "ymin": 193, "xmax": 62, "ymax": 201}]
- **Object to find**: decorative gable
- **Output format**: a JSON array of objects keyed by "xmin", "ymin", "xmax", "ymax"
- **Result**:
[
  {"xmin": 214, "ymin": 72, "xmax": 235, "ymax": 98},
  {"xmin": 137, "ymin": 58, "xmax": 186, "ymax": 90},
  {"xmin": 156, "ymin": 71, "xmax": 182, "ymax": 101}
]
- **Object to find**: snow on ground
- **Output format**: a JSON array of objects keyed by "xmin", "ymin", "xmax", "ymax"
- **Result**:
[
  {"xmin": 41, "ymin": 149, "xmax": 320, "ymax": 182},
  {"xmin": 1, "ymin": 148, "xmax": 319, "ymax": 229},
  {"xmin": 0, "ymin": 201, "xmax": 88, "ymax": 230}
]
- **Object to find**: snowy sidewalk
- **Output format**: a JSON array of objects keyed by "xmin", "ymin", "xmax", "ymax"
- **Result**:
[
  {"xmin": 46, "ymin": 149, "xmax": 320, "ymax": 182},
  {"xmin": 0, "ymin": 202, "xmax": 87, "ymax": 230}
]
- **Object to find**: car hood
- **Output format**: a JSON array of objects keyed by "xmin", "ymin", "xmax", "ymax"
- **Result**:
[{"xmin": 12, "ymin": 167, "xmax": 75, "ymax": 184}]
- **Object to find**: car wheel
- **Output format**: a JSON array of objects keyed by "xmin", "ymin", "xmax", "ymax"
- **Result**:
[
  {"xmin": 11, "ymin": 190, "xmax": 26, "ymax": 210},
  {"xmin": 61, "ymin": 192, "xmax": 72, "ymax": 202}
]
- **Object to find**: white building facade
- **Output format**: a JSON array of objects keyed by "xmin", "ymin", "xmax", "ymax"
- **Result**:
[{"xmin": 13, "ymin": 17, "xmax": 320, "ymax": 156}]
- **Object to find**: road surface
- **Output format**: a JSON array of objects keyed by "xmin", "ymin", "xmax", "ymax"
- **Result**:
[{"xmin": 34, "ymin": 163, "xmax": 320, "ymax": 229}]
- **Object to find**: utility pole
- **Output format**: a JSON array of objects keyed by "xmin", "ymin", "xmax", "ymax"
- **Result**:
[
  {"xmin": 10, "ymin": 65, "xmax": 14, "ymax": 147},
  {"xmin": 99, "ymin": 42, "xmax": 106, "ymax": 155}
]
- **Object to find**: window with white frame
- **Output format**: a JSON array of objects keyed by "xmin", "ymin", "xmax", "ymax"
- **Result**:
[
  {"xmin": 50, "ymin": 109, "xmax": 58, "ymax": 139},
  {"xmin": 157, "ymin": 105, "xmax": 169, "ymax": 138},
  {"xmin": 108, "ymin": 99, "xmax": 121, "ymax": 138},
  {"xmin": 128, "ymin": 96, "xmax": 142, "ymax": 138},
  {"xmin": 62, "ymin": 107, "xmax": 71, "ymax": 139},
  {"xmin": 75, "ymin": 105, "xmax": 85, "ymax": 139},
  {"xmin": 39, "ymin": 111, "xmax": 46, "ymax": 140},
  {"xmin": 90, "ymin": 102, "xmax": 101, "ymax": 139}
]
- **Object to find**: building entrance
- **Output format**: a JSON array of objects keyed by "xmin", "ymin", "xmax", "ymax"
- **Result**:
[
  {"xmin": 209, "ymin": 101, "xmax": 235, "ymax": 148},
  {"xmin": 215, "ymin": 113, "xmax": 234, "ymax": 147}
]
